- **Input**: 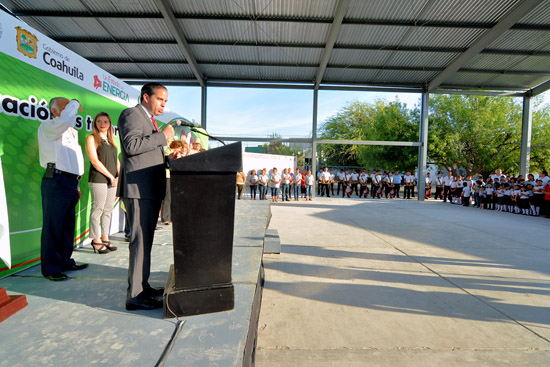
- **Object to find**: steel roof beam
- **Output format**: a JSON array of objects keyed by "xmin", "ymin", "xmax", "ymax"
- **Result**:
[
  {"xmin": 156, "ymin": 0, "xmax": 204, "ymax": 87},
  {"xmin": 55, "ymin": 36, "xmax": 550, "ymax": 57},
  {"xmin": 427, "ymin": 0, "xmax": 541, "ymax": 92},
  {"xmin": 314, "ymin": 0, "xmax": 349, "ymax": 89},
  {"xmin": 12, "ymin": 9, "xmax": 550, "ymax": 31},
  {"xmin": 529, "ymin": 79, "xmax": 550, "ymax": 96},
  {"xmin": 89, "ymin": 58, "xmax": 550, "ymax": 76}
]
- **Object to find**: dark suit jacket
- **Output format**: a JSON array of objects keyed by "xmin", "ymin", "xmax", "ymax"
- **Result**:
[{"xmin": 117, "ymin": 105, "xmax": 167, "ymax": 200}]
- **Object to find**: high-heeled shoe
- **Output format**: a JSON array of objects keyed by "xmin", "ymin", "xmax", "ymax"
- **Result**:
[
  {"xmin": 102, "ymin": 240, "xmax": 117, "ymax": 252},
  {"xmin": 91, "ymin": 241, "xmax": 110, "ymax": 254}
]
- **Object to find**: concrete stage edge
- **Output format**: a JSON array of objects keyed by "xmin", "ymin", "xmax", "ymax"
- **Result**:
[{"xmin": 0, "ymin": 200, "xmax": 270, "ymax": 367}]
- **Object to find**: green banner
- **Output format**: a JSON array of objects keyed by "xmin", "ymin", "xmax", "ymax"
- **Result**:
[{"xmin": 0, "ymin": 52, "xmax": 132, "ymax": 277}]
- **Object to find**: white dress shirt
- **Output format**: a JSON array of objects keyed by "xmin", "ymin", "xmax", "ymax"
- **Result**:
[{"xmin": 38, "ymin": 100, "xmax": 84, "ymax": 176}]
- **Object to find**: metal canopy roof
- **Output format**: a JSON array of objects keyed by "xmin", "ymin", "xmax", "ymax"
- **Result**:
[{"xmin": 3, "ymin": 0, "xmax": 550, "ymax": 95}]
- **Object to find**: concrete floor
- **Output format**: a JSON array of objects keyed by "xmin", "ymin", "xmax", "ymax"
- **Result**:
[
  {"xmin": 256, "ymin": 197, "xmax": 550, "ymax": 367},
  {"xmin": 0, "ymin": 200, "xmax": 268, "ymax": 367}
]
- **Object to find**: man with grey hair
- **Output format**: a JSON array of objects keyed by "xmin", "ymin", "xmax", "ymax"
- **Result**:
[{"xmin": 38, "ymin": 97, "xmax": 88, "ymax": 281}]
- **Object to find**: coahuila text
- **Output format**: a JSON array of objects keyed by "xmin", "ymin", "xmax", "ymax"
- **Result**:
[{"xmin": 43, "ymin": 52, "xmax": 84, "ymax": 81}]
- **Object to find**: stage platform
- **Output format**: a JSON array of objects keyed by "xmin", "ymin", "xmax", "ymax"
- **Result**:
[{"xmin": 0, "ymin": 200, "xmax": 270, "ymax": 367}]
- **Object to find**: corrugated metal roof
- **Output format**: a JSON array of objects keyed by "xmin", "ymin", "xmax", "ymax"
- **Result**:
[
  {"xmin": 2, "ymin": 0, "xmax": 550, "ymax": 94},
  {"xmin": 345, "ymin": 0, "xmax": 428, "ymax": 21},
  {"xmin": 465, "ymin": 54, "xmax": 528, "ymax": 71},
  {"xmin": 510, "ymin": 56, "xmax": 550, "ymax": 72},
  {"xmin": 120, "ymin": 43, "xmax": 185, "ymax": 61}
]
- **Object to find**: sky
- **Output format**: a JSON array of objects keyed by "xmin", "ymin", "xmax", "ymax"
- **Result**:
[
  {"xmin": 156, "ymin": 85, "xmax": 549, "ymax": 147},
  {"xmin": 163, "ymin": 86, "xmax": 422, "ymax": 140}
]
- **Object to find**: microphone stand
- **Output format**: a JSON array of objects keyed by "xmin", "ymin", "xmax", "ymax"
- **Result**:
[{"xmin": 188, "ymin": 126, "xmax": 226, "ymax": 146}]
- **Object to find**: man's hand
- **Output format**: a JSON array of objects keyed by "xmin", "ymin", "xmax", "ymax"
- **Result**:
[
  {"xmin": 162, "ymin": 124, "xmax": 175, "ymax": 140},
  {"xmin": 78, "ymin": 189, "xmax": 82, "ymax": 201},
  {"xmin": 71, "ymin": 99, "xmax": 83, "ymax": 112}
]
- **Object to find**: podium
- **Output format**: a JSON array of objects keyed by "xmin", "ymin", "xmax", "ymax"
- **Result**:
[{"xmin": 163, "ymin": 142, "xmax": 242, "ymax": 318}]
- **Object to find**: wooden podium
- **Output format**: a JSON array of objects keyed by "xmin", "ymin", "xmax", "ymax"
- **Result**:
[{"xmin": 163, "ymin": 142, "xmax": 242, "ymax": 318}]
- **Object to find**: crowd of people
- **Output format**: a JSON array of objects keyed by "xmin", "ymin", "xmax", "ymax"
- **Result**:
[
  {"xmin": 239, "ymin": 167, "xmax": 550, "ymax": 217},
  {"xmin": 240, "ymin": 167, "xmax": 419, "ymax": 201},
  {"xmin": 428, "ymin": 168, "xmax": 550, "ymax": 217}
]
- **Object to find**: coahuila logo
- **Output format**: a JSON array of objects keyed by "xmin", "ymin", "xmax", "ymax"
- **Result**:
[
  {"xmin": 93, "ymin": 74, "xmax": 130, "ymax": 102},
  {"xmin": 42, "ymin": 43, "xmax": 83, "ymax": 81},
  {"xmin": 15, "ymin": 26, "xmax": 37, "ymax": 59}
]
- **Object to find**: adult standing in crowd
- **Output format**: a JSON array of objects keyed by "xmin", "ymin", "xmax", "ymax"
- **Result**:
[
  {"xmin": 248, "ymin": 169, "xmax": 258, "ymax": 200},
  {"xmin": 434, "ymin": 172, "xmax": 443, "ymax": 200},
  {"xmin": 85, "ymin": 112, "xmax": 119, "ymax": 254},
  {"xmin": 38, "ymin": 97, "xmax": 88, "ymax": 281},
  {"xmin": 293, "ymin": 168, "xmax": 302, "ymax": 201},
  {"xmin": 270, "ymin": 167, "xmax": 281, "ymax": 202},
  {"xmin": 336, "ymin": 169, "xmax": 345, "ymax": 196},
  {"xmin": 117, "ymin": 82, "xmax": 179, "ymax": 311},
  {"xmin": 403, "ymin": 171, "xmax": 414, "ymax": 199},
  {"xmin": 321, "ymin": 166, "xmax": 331, "ymax": 197},
  {"xmin": 442, "ymin": 170, "xmax": 454, "ymax": 202},
  {"xmin": 188, "ymin": 137, "xmax": 202, "ymax": 155},
  {"xmin": 236, "ymin": 171, "xmax": 246, "ymax": 200},
  {"xmin": 359, "ymin": 170, "xmax": 368, "ymax": 198},
  {"xmin": 306, "ymin": 169, "xmax": 314, "ymax": 200},
  {"xmin": 371, "ymin": 170, "xmax": 381, "ymax": 198},
  {"xmin": 393, "ymin": 171, "xmax": 402, "ymax": 198},
  {"xmin": 350, "ymin": 170, "xmax": 359, "ymax": 196},
  {"xmin": 384, "ymin": 171, "xmax": 395, "ymax": 198},
  {"xmin": 282, "ymin": 168, "xmax": 291, "ymax": 201},
  {"xmin": 540, "ymin": 170, "xmax": 550, "ymax": 187},
  {"xmin": 316, "ymin": 168, "xmax": 323, "ymax": 196},
  {"xmin": 258, "ymin": 168, "xmax": 268, "ymax": 200}
]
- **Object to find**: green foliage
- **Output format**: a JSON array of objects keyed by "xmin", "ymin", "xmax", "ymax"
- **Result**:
[
  {"xmin": 428, "ymin": 94, "xmax": 550, "ymax": 177},
  {"xmin": 318, "ymin": 94, "xmax": 550, "ymax": 176},
  {"xmin": 319, "ymin": 99, "xmax": 419, "ymax": 170},
  {"xmin": 260, "ymin": 133, "xmax": 305, "ymax": 166}
]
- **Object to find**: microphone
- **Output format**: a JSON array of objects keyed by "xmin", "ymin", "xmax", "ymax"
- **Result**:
[{"xmin": 175, "ymin": 120, "xmax": 199, "ymax": 128}]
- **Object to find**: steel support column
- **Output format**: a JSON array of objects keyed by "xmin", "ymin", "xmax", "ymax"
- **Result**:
[
  {"xmin": 311, "ymin": 89, "xmax": 319, "ymax": 199},
  {"xmin": 519, "ymin": 95, "xmax": 532, "ymax": 177},
  {"xmin": 201, "ymin": 85, "xmax": 207, "ymax": 129},
  {"xmin": 417, "ymin": 91, "xmax": 429, "ymax": 201}
]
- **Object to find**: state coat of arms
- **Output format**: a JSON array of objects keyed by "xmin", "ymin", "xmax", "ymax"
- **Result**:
[{"xmin": 15, "ymin": 26, "xmax": 37, "ymax": 59}]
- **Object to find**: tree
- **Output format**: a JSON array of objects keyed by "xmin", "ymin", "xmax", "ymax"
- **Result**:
[
  {"xmin": 260, "ymin": 133, "xmax": 305, "ymax": 166},
  {"xmin": 319, "ymin": 99, "xmax": 419, "ymax": 170},
  {"xmin": 428, "ymin": 94, "xmax": 550, "ymax": 177},
  {"xmin": 318, "ymin": 95, "xmax": 550, "ymax": 176}
]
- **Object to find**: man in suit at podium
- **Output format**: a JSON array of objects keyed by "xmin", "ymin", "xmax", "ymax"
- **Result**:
[{"xmin": 117, "ymin": 82, "xmax": 177, "ymax": 311}]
